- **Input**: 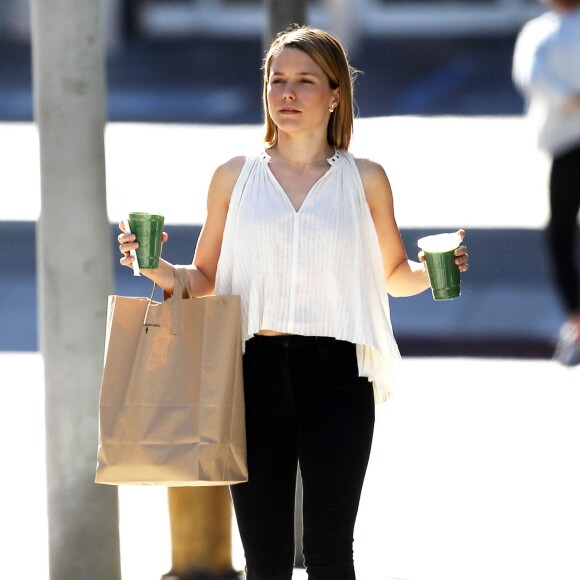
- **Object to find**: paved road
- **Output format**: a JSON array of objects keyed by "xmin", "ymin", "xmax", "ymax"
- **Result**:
[
  {"xmin": 2, "ymin": 219, "xmax": 567, "ymax": 357},
  {"xmin": 0, "ymin": 34, "xmax": 523, "ymax": 123},
  {"xmin": 2, "ymin": 353, "xmax": 579, "ymax": 580}
]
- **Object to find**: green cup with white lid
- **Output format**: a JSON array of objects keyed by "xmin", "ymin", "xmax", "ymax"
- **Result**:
[{"xmin": 418, "ymin": 232, "xmax": 462, "ymax": 301}]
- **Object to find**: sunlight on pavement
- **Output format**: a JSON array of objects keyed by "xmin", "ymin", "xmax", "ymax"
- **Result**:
[
  {"xmin": 3, "ymin": 117, "xmax": 550, "ymax": 230},
  {"xmin": 1, "ymin": 353, "xmax": 578, "ymax": 579}
]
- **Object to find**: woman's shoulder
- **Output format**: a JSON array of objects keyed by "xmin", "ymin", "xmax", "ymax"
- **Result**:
[
  {"xmin": 206, "ymin": 156, "xmax": 247, "ymax": 209},
  {"xmin": 209, "ymin": 156, "xmax": 246, "ymax": 191},
  {"xmin": 214, "ymin": 150, "xmax": 267, "ymax": 181},
  {"xmin": 209, "ymin": 152, "xmax": 266, "ymax": 207},
  {"xmin": 351, "ymin": 155, "xmax": 389, "ymax": 185},
  {"xmin": 349, "ymin": 154, "xmax": 393, "ymax": 207},
  {"xmin": 214, "ymin": 155, "xmax": 247, "ymax": 180}
]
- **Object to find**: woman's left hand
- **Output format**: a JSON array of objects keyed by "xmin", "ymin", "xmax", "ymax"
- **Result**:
[{"xmin": 418, "ymin": 229, "xmax": 469, "ymax": 273}]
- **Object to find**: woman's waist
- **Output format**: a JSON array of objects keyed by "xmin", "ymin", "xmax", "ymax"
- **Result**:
[
  {"xmin": 254, "ymin": 329, "xmax": 293, "ymax": 337},
  {"xmin": 246, "ymin": 333, "xmax": 356, "ymax": 358}
]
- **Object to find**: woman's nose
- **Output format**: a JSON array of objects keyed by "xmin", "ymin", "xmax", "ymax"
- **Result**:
[{"xmin": 282, "ymin": 82, "xmax": 295, "ymax": 99}]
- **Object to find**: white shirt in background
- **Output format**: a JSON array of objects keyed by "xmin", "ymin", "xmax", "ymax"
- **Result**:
[{"xmin": 513, "ymin": 7, "xmax": 580, "ymax": 155}]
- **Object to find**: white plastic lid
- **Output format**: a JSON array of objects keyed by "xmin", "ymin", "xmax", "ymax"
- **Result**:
[{"xmin": 417, "ymin": 232, "xmax": 462, "ymax": 252}]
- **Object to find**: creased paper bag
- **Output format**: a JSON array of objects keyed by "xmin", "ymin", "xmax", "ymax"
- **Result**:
[{"xmin": 95, "ymin": 268, "xmax": 247, "ymax": 486}]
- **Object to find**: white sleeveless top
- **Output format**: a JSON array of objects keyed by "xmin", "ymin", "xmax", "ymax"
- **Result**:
[{"xmin": 215, "ymin": 148, "xmax": 400, "ymax": 403}]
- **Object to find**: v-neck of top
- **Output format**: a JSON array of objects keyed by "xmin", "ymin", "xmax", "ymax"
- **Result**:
[{"xmin": 260, "ymin": 149, "xmax": 341, "ymax": 214}]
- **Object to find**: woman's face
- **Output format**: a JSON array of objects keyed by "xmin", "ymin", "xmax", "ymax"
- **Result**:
[{"xmin": 266, "ymin": 47, "xmax": 339, "ymax": 138}]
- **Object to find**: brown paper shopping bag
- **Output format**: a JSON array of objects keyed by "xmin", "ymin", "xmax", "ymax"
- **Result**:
[{"xmin": 95, "ymin": 268, "xmax": 247, "ymax": 486}]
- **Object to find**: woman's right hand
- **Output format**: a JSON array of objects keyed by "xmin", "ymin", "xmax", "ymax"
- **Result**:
[{"xmin": 117, "ymin": 220, "xmax": 168, "ymax": 269}]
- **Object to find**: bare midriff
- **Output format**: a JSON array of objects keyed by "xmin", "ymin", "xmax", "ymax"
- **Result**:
[{"xmin": 255, "ymin": 329, "xmax": 294, "ymax": 336}]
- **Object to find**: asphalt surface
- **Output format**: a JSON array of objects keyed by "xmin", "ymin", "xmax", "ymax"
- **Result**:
[
  {"xmin": 0, "ymin": 34, "xmax": 524, "ymax": 123},
  {"xmin": 2, "ymin": 353, "xmax": 579, "ymax": 580},
  {"xmin": 3, "ymin": 220, "xmax": 571, "ymax": 358}
]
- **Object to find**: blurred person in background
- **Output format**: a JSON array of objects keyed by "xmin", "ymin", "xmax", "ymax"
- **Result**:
[{"xmin": 513, "ymin": 0, "xmax": 580, "ymax": 366}]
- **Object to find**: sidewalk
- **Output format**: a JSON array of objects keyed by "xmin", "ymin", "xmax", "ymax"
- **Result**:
[
  {"xmin": 1, "ymin": 353, "xmax": 579, "ymax": 580},
  {"xmin": 2, "ymin": 117, "xmax": 549, "ymax": 228}
]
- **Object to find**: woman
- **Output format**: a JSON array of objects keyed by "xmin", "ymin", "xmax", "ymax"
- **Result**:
[{"xmin": 119, "ymin": 26, "xmax": 469, "ymax": 580}]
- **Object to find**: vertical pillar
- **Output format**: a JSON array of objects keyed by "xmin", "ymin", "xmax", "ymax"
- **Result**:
[
  {"xmin": 323, "ymin": 0, "xmax": 362, "ymax": 55},
  {"xmin": 264, "ymin": 0, "xmax": 307, "ymax": 48},
  {"xmin": 167, "ymin": 487, "xmax": 235, "ymax": 576},
  {"xmin": 30, "ymin": 0, "xmax": 121, "ymax": 578}
]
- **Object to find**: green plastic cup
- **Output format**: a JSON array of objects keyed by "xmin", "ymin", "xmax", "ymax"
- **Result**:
[
  {"xmin": 418, "ymin": 232, "xmax": 462, "ymax": 301},
  {"xmin": 128, "ymin": 212, "xmax": 165, "ymax": 269}
]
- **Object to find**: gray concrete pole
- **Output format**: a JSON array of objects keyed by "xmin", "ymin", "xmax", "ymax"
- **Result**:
[
  {"xmin": 264, "ymin": 0, "xmax": 307, "ymax": 49},
  {"xmin": 323, "ymin": 0, "xmax": 362, "ymax": 56},
  {"xmin": 30, "ymin": 1, "xmax": 121, "ymax": 579}
]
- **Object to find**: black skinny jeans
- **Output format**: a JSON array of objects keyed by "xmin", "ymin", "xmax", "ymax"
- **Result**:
[
  {"xmin": 547, "ymin": 143, "xmax": 580, "ymax": 314},
  {"xmin": 230, "ymin": 335, "xmax": 375, "ymax": 580}
]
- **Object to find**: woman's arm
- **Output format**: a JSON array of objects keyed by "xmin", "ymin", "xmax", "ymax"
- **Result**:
[
  {"xmin": 357, "ymin": 158, "xmax": 467, "ymax": 297},
  {"xmin": 118, "ymin": 156, "xmax": 245, "ymax": 297}
]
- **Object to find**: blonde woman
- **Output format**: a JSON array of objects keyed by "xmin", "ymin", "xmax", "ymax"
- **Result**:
[{"xmin": 119, "ymin": 26, "xmax": 469, "ymax": 580}]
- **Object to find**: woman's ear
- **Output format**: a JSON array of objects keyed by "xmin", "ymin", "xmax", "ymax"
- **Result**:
[{"xmin": 332, "ymin": 88, "xmax": 340, "ymax": 109}]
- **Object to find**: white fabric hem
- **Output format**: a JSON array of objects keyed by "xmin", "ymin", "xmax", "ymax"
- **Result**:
[{"xmin": 356, "ymin": 343, "xmax": 401, "ymax": 405}]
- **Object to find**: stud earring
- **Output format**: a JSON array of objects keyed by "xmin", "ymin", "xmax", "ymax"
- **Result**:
[{"xmin": 329, "ymin": 106, "xmax": 335, "ymax": 113}]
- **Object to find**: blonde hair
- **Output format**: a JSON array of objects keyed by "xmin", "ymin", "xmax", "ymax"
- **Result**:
[{"xmin": 262, "ymin": 26, "xmax": 359, "ymax": 151}]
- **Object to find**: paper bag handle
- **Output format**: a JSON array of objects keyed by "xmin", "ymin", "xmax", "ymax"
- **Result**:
[{"xmin": 169, "ymin": 267, "xmax": 191, "ymax": 336}]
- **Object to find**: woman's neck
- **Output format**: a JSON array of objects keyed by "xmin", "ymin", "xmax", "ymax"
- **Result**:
[{"xmin": 272, "ymin": 134, "xmax": 334, "ymax": 166}]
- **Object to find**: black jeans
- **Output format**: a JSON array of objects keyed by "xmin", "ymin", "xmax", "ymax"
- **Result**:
[
  {"xmin": 231, "ymin": 335, "xmax": 375, "ymax": 580},
  {"xmin": 548, "ymin": 143, "xmax": 580, "ymax": 314}
]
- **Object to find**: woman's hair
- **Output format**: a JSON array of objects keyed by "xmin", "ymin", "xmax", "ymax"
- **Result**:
[
  {"xmin": 543, "ymin": 0, "xmax": 580, "ymax": 7},
  {"xmin": 262, "ymin": 25, "xmax": 359, "ymax": 151}
]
